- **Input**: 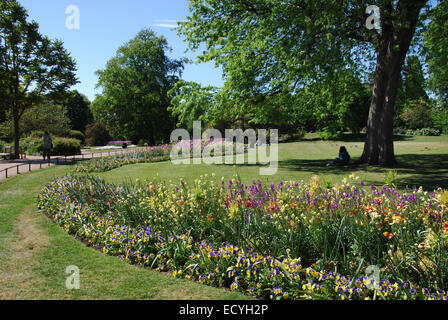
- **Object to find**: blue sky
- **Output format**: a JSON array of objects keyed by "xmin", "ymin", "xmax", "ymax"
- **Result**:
[{"xmin": 19, "ymin": 0, "xmax": 224, "ymax": 102}]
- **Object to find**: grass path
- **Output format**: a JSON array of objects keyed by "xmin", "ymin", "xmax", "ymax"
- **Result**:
[{"xmin": 0, "ymin": 167, "xmax": 249, "ymax": 300}]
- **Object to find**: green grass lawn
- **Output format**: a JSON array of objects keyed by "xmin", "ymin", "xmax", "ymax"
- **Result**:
[
  {"xmin": 98, "ymin": 135, "xmax": 448, "ymax": 191},
  {"xmin": 0, "ymin": 166, "xmax": 249, "ymax": 300},
  {"xmin": 1, "ymin": 135, "xmax": 447, "ymax": 299}
]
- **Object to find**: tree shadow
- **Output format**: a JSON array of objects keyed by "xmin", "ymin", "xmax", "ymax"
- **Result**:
[
  {"xmin": 394, "ymin": 153, "xmax": 448, "ymax": 190},
  {"xmin": 277, "ymin": 153, "xmax": 448, "ymax": 190},
  {"xmin": 300, "ymin": 133, "xmax": 415, "ymax": 142}
]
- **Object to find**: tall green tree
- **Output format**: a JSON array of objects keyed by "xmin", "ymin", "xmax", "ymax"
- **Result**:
[
  {"xmin": 94, "ymin": 29, "xmax": 185, "ymax": 144},
  {"xmin": 424, "ymin": 0, "xmax": 448, "ymax": 103},
  {"xmin": 168, "ymin": 80, "xmax": 218, "ymax": 131},
  {"xmin": 0, "ymin": 0, "xmax": 78, "ymax": 158},
  {"xmin": 65, "ymin": 90, "xmax": 93, "ymax": 132},
  {"xmin": 395, "ymin": 55, "xmax": 429, "ymax": 127},
  {"xmin": 179, "ymin": 0, "xmax": 432, "ymax": 166}
]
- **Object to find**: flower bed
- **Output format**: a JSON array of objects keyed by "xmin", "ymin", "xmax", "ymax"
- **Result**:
[
  {"xmin": 73, "ymin": 146, "xmax": 172, "ymax": 173},
  {"xmin": 37, "ymin": 175, "xmax": 448, "ymax": 300},
  {"xmin": 74, "ymin": 139, "xmax": 247, "ymax": 173}
]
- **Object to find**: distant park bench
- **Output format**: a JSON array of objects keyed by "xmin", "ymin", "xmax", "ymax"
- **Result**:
[{"xmin": 1, "ymin": 146, "xmax": 26, "ymax": 160}]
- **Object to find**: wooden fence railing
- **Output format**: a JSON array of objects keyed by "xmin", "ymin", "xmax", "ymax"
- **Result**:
[{"xmin": 0, "ymin": 147, "xmax": 149, "ymax": 181}]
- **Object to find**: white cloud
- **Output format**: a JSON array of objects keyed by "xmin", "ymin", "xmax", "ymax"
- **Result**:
[
  {"xmin": 150, "ymin": 19, "xmax": 186, "ymax": 28},
  {"xmin": 151, "ymin": 23, "xmax": 178, "ymax": 28}
]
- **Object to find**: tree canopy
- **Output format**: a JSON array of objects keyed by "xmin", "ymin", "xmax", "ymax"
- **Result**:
[
  {"xmin": 93, "ymin": 29, "xmax": 185, "ymax": 144},
  {"xmin": 0, "ymin": 0, "xmax": 78, "ymax": 157},
  {"xmin": 178, "ymin": 0, "xmax": 435, "ymax": 166}
]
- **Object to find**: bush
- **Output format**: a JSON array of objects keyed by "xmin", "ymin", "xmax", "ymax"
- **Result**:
[
  {"xmin": 85, "ymin": 122, "xmax": 112, "ymax": 146},
  {"xmin": 20, "ymin": 135, "xmax": 43, "ymax": 155},
  {"xmin": 138, "ymin": 139, "xmax": 147, "ymax": 146},
  {"xmin": 317, "ymin": 130, "xmax": 343, "ymax": 140},
  {"xmin": 52, "ymin": 138, "xmax": 81, "ymax": 156},
  {"xmin": 405, "ymin": 128, "xmax": 441, "ymax": 136},
  {"xmin": 393, "ymin": 127, "xmax": 407, "ymax": 135},
  {"xmin": 432, "ymin": 107, "xmax": 448, "ymax": 134},
  {"xmin": 400, "ymin": 98, "xmax": 433, "ymax": 129},
  {"xmin": 66, "ymin": 130, "xmax": 85, "ymax": 143},
  {"xmin": 0, "ymin": 140, "xmax": 7, "ymax": 152}
]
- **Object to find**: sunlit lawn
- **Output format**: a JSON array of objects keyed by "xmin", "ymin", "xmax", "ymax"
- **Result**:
[{"xmin": 98, "ymin": 135, "xmax": 448, "ymax": 191}]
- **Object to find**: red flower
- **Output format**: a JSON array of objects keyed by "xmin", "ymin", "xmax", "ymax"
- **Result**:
[
  {"xmin": 207, "ymin": 214, "xmax": 214, "ymax": 222},
  {"xmin": 383, "ymin": 232, "xmax": 394, "ymax": 239},
  {"xmin": 245, "ymin": 201, "xmax": 252, "ymax": 208}
]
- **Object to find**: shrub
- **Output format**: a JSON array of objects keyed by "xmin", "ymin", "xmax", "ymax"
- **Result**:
[
  {"xmin": 400, "ymin": 98, "xmax": 433, "ymax": 129},
  {"xmin": 85, "ymin": 122, "xmax": 112, "ymax": 146},
  {"xmin": 393, "ymin": 127, "xmax": 407, "ymax": 135},
  {"xmin": 0, "ymin": 140, "xmax": 7, "ymax": 152},
  {"xmin": 20, "ymin": 135, "xmax": 44, "ymax": 155},
  {"xmin": 52, "ymin": 137, "xmax": 81, "ymax": 156},
  {"xmin": 405, "ymin": 128, "xmax": 441, "ymax": 136},
  {"xmin": 67, "ymin": 130, "xmax": 85, "ymax": 143},
  {"xmin": 432, "ymin": 107, "xmax": 448, "ymax": 134},
  {"xmin": 317, "ymin": 130, "xmax": 343, "ymax": 140},
  {"xmin": 138, "ymin": 139, "xmax": 147, "ymax": 146}
]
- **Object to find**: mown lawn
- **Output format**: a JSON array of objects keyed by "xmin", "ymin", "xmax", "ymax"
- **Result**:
[
  {"xmin": 0, "ymin": 135, "xmax": 447, "ymax": 299},
  {"xmin": 98, "ymin": 135, "xmax": 448, "ymax": 191},
  {"xmin": 0, "ymin": 166, "xmax": 249, "ymax": 300}
]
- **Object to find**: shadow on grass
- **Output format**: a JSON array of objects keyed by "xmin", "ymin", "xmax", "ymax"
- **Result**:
[
  {"xmin": 394, "ymin": 153, "xmax": 448, "ymax": 190},
  {"xmin": 300, "ymin": 133, "xmax": 416, "ymax": 143},
  {"xmin": 277, "ymin": 153, "xmax": 448, "ymax": 190}
]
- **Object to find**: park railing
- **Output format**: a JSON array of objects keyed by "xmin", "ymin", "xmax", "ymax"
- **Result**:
[{"xmin": 0, "ymin": 146, "xmax": 150, "ymax": 181}]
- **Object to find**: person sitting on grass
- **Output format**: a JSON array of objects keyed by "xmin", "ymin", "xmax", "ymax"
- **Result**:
[{"xmin": 327, "ymin": 146, "xmax": 350, "ymax": 167}]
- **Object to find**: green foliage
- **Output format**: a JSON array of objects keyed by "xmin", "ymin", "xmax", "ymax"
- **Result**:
[
  {"xmin": 0, "ymin": 139, "xmax": 6, "ymax": 152},
  {"xmin": 0, "ymin": 102, "xmax": 71, "ymax": 140},
  {"xmin": 168, "ymin": 81, "xmax": 218, "ymax": 130},
  {"xmin": 21, "ymin": 101, "xmax": 71, "ymax": 137},
  {"xmin": 52, "ymin": 137, "xmax": 81, "ymax": 156},
  {"xmin": 0, "ymin": 0, "xmax": 78, "ymax": 156},
  {"xmin": 65, "ymin": 91, "xmax": 93, "ymax": 132},
  {"xmin": 431, "ymin": 102, "xmax": 448, "ymax": 134},
  {"xmin": 395, "ymin": 56, "xmax": 430, "ymax": 128},
  {"xmin": 85, "ymin": 122, "xmax": 112, "ymax": 146},
  {"xmin": 20, "ymin": 135, "xmax": 43, "ymax": 155},
  {"xmin": 405, "ymin": 128, "xmax": 441, "ymax": 136},
  {"xmin": 400, "ymin": 98, "xmax": 433, "ymax": 129},
  {"xmin": 94, "ymin": 28, "xmax": 185, "ymax": 144},
  {"xmin": 384, "ymin": 170, "xmax": 398, "ymax": 187},
  {"xmin": 66, "ymin": 130, "xmax": 85, "ymax": 143},
  {"xmin": 424, "ymin": 0, "xmax": 448, "ymax": 103}
]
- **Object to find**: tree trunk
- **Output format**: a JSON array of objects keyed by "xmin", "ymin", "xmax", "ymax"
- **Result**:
[{"xmin": 360, "ymin": 1, "xmax": 427, "ymax": 167}]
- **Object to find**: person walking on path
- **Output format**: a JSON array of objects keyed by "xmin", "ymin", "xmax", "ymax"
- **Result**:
[{"xmin": 43, "ymin": 131, "xmax": 53, "ymax": 160}]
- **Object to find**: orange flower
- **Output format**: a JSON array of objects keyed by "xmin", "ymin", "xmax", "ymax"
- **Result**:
[
  {"xmin": 207, "ymin": 214, "xmax": 214, "ymax": 222},
  {"xmin": 290, "ymin": 201, "xmax": 298, "ymax": 208},
  {"xmin": 383, "ymin": 232, "xmax": 394, "ymax": 239},
  {"xmin": 349, "ymin": 212, "xmax": 355, "ymax": 217}
]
